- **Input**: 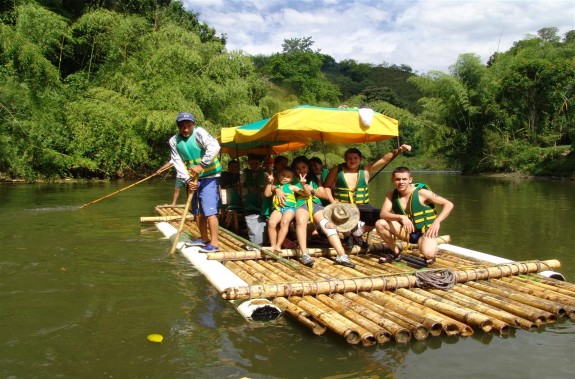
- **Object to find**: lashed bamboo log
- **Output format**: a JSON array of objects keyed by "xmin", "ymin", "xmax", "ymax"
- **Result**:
[
  {"xmin": 221, "ymin": 260, "xmax": 560, "ymax": 300},
  {"xmin": 528, "ymin": 274, "xmax": 575, "ymax": 294},
  {"xmin": 498, "ymin": 277, "xmax": 575, "ymax": 309},
  {"xmin": 450, "ymin": 285, "xmax": 538, "ymax": 331},
  {"xmin": 425, "ymin": 288, "xmax": 512, "ymax": 335},
  {"xmin": 315, "ymin": 294, "xmax": 378, "ymax": 346},
  {"xmin": 223, "ymin": 261, "xmax": 259, "ymax": 284},
  {"xmin": 465, "ymin": 281, "xmax": 565, "ymax": 320},
  {"xmin": 454, "ymin": 284, "xmax": 549, "ymax": 325},
  {"xmin": 340, "ymin": 292, "xmax": 412, "ymax": 343},
  {"xmin": 329, "ymin": 294, "xmax": 393, "ymax": 343},
  {"xmin": 357, "ymin": 292, "xmax": 429, "ymax": 340},
  {"xmin": 358, "ymin": 291, "xmax": 442, "ymax": 337},
  {"xmin": 515, "ymin": 275, "xmax": 575, "ymax": 298},
  {"xmin": 397, "ymin": 288, "xmax": 494, "ymax": 332},
  {"xmin": 384, "ymin": 291, "xmax": 471, "ymax": 336},
  {"xmin": 288, "ymin": 296, "xmax": 361, "ymax": 344},
  {"xmin": 273, "ymin": 297, "xmax": 327, "ymax": 335}
]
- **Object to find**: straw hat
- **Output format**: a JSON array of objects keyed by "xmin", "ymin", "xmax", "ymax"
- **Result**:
[{"xmin": 323, "ymin": 203, "xmax": 360, "ymax": 233}]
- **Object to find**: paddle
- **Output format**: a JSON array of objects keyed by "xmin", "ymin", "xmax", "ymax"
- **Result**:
[
  {"xmin": 169, "ymin": 174, "xmax": 198, "ymax": 256},
  {"xmin": 79, "ymin": 164, "xmax": 172, "ymax": 209}
]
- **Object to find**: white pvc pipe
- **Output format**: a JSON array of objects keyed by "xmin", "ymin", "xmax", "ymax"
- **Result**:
[
  {"xmin": 156, "ymin": 222, "xmax": 282, "ymax": 321},
  {"xmin": 439, "ymin": 243, "xmax": 565, "ymax": 281}
]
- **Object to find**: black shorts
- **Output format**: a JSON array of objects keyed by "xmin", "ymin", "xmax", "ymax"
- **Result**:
[{"xmin": 356, "ymin": 204, "xmax": 380, "ymax": 226}]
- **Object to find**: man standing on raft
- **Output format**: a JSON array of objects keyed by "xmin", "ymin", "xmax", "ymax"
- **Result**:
[
  {"xmin": 170, "ymin": 112, "xmax": 222, "ymax": 252},
  {"xmin": 375, "ymin": 166, "xmax": 454, "ymax": 265}
]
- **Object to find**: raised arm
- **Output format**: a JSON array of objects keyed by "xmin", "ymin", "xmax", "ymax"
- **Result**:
[{"xmin": 365, "ymin": 144, "xmax": 412, "ymax": 175}]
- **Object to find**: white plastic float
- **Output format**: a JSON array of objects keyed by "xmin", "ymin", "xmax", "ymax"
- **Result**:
[{"xmin": 156, "ymin": 222, "xmax": 282, "ymax": 322}]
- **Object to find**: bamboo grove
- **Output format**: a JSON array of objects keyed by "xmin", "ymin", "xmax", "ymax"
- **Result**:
[{"xmin": 0, "ymin": 1, "xmax": 573, "ymax": 181}]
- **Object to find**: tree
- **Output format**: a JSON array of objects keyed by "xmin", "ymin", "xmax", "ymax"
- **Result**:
[{"xmin": 282, "ymin": 36, "xmax": 316, "ymax": 53}]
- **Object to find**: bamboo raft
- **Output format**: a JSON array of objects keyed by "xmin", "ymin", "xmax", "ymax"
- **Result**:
[{"xmin": 148, "ymin": 205, "xmax": 575, "ymax": 346}]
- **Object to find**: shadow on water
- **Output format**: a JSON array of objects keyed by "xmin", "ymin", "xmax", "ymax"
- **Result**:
[{"xmin": 1, "ymin": 176, "xmax": 574, "ymax": 378}]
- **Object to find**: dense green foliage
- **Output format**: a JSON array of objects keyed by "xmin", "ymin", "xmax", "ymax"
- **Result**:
[{"xmin": 0, "ymin": 2, "xmax": 573, "ymax": 181}]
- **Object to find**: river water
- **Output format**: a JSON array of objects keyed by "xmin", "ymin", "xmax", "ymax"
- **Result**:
[{"xmin": 1, "ymin": 173, "xmax": 574, "ymax": 378}]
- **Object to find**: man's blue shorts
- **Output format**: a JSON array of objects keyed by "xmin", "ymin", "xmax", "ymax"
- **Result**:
[
  {"xmin": 191, "ymin": 177, "xmax": 220, "ymax": 217},
  {"xmin": 409, "ymin": 231, "xmax": 423, "ymax": 244}
]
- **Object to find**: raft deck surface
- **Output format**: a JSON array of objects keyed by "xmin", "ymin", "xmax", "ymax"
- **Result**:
[{"xmin": 152, "ymin": 205, "xmax": 575, "ymax": 346}]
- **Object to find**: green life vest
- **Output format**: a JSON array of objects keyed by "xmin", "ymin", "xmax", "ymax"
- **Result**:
[
  {"xmin": 273, "ymin": 183, "xmax": 297, "ymax": 211},
  {"xmin": 392, "ymin": 183, "xmax": 437, "ymax": 232},
  {"xmin": 334, "ymin": 164, "xmax": 369, "ymax": 204},
  {"xmin": 243, "ymin": 168, "xmax": 266, "ymax": 214},
  {"xmin": 175, "ymin": 130, "xmax": 222, "ymax": 178}
]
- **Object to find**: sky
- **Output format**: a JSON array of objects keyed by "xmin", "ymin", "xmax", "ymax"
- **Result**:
[{"xmin": 182, "ymin": 0, "xmax": 575, "ymax": 74}]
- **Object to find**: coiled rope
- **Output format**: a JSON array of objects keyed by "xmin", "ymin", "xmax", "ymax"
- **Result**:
[{"xmin": 415, "ymin": 269, "xmax": 456, "ymax": 290}]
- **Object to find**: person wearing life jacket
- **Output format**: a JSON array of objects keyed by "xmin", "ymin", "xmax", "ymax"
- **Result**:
[
  {"xmin": 375, "ymin": 166, "xmax": 454, "ymax": 266},
  {"xmin": 323, "ymin": 144, "xmax": 412, "ymax": 245},
  {"xmin": 264, "ymin": 167, "xmax": 310, "ymax": 253},
  {"xmin": 169, "ymin": 112, "xmax": 222, "ymax": 253},
  {"xmin": 282, "ymin": 156, "xmax": 356, "ymax": 268}
]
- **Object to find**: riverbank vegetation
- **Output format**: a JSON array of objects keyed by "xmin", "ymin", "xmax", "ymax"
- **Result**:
[{"xmin": 1, "ymin": 1, "xmax": 573, "ymax": 181}]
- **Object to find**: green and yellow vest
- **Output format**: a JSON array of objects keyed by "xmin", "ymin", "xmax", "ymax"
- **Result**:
[
  {"xmin": 175, "ymin": 131, "xmax": 222, "ymax": 178},
  {"xmin": 334, "ymin": 164, "xmax": 369, "ymax": 204},
  {"xmin": 392, "ymin": 183, "xmax": 437, "ymax": 232},
  {"xmin": 273, "ymin": 183, "xmax": 297, "ymax": 211}
]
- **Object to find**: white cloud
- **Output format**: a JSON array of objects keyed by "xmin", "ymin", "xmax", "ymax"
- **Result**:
[{"xmin": 183, "ymin": 0, "xmax": 575, "ymax": 73}]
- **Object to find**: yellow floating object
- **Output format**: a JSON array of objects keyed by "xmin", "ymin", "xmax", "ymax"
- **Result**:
[{"xmin": 147, "ymin": 334, "xmax": 164, "ymax": 343}]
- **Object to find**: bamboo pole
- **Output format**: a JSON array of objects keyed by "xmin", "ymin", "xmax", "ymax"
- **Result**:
[
  {"xmin": 221, "ymin": 228, "xmax": 301, "ymax": 271},
  {"xmin": 384, "ymin": 290, "xmax": 471, "ymax": 336},
  {"xmin": 528, "ymin": 274, "xmax": 575, "ymax": 294},
  {"xmin": 140, "ymin": 215, "xmax": 193, "ymax": 222},
  {"xmin": 329, "ymin": 294, "xmax": 394, "ymax": 343},
  {"xmin": 340, "ymin": 292, "xmax": 412, "ymax": 343},
  {"xmin": 288, "ymin": 296, "xmax": 361, "ymax": 344},
  {"xmin": 455, "ymin": 284, "xmax": 550, "ymax": 325},
  {"xmin": 465, "ymin": 281, "xmax": 565, "ymax": 320},
  {"xmin": 498, "ymin": 277, "xmax": 575, "ymax": 310},
  {"xmin": 396, "ymin": 288, "xmax": 494, "ymax": 333},
  {"xmin": 273, "ymin": 297, "xmax": 327, "ymax": 335},
  {"xmin": 168, "ymin": 186, "xmax": 195, "ymax": 256},
  {"xmin": 450, "ymin": 285, "xmax": 539, "ymax": 331},
  {"xmin": 357, "ymin": 292, "xmax": 430, "ymax": 340},
  {"xmin": 424, "ymin": 288, "xmax": 512, "ymax": 335},
  {"xmin": 80, "ymin": 164, "xmax": 171, "ymax": 209},
  {"xmin": 221, "ymin": 260, "xmax": 560, "ymax": 300},
  {"xmin": 315, "ymin": 294, "xmax": 378, "ymax": 346},
  {"xmin": 224, "ymin": 261, "xmax": 259, "ymax": 285},
  {"xmin": 358, "ymin": 291, "xmax": 443, "ymax": 337},
  {"xmin": 503, "ymin": 276, "xmax": 575, "ymax": 302}
]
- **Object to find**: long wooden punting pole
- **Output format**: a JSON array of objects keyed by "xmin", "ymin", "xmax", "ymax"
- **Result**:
[
  {"xmin": 169, "ymin": 176, "xmax": 197, "ymax": 256},
  {"xmin": 79, "ymin": 164, "xmax": 172, "ymax": 209},
  {"xmin": 221, "ymin": 260, "xmax": 560, "ymax": 300}
]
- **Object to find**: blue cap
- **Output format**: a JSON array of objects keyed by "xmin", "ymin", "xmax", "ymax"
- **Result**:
[{"xmin": 176, "ymin": 112, "xmax": 195, "ymax": 123}]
